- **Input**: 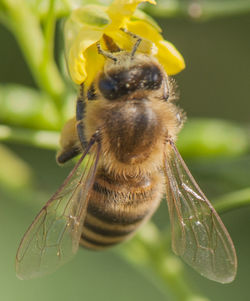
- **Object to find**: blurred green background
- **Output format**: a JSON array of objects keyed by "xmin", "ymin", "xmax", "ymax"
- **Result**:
[{"xmin": 0, "ymin": 1, "xmax": 250, "ymax": 301}]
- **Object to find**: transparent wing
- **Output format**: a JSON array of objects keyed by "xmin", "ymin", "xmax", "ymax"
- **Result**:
[
  {"xmin": 164, "ymin": 140, "xmax": 237, "ymax": 283},
  {"xmin": 16, "ymin": 138, "xmax": 101, "ymax": 280}
]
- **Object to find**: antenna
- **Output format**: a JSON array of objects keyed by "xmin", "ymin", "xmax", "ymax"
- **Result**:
[
  {"xmin": 120, "ymin": 28, "xmax": 142, "ymax": 58},
  {"xmin": 96, "ymin": 42, "xmax": 117, "ymax": 62}
]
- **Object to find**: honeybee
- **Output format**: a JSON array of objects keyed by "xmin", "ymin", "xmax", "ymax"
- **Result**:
[{"xmin": 16, "ymin": 32, "xmax": 237, "ymax": 283}]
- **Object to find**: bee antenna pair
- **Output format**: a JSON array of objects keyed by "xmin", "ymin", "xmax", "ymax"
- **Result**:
[{"xmin": 97, "ymin": 28, "xmax": 142, "ymax": 61}]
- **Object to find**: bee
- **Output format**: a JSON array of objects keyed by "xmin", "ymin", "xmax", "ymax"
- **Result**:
[{"xmin": 16, "ymin": 32, "xmax": 237, "ymax": 283}]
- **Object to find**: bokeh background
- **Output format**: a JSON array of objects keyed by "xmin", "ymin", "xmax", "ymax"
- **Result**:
[{"xmin": 0, "ymin": 1, "xmax": 250, "ymax": 301}]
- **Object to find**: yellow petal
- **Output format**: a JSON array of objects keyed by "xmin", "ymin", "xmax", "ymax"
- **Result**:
[
  {"xmin": 106, "ymin": 0, "xmax": 156, "ymax": 29},
  {"xmin": 126, "ymin": 18, "xmax": 185, "ymax": 75},
  {"xmin": 126, "ymin": 19, "xmax": 162, "ymax": 43},
  {"xmin": 71, "ymin": 5, "xmax": 109, "ymax": 28},
  {"xmin": 105, "ymin": 29, "xmax": 134, "ymax": 50},
  {"xmin": 64, "ymin": 5, "xmax": 109, "ymax": 84},
  {"xmin": 67, "ymin": 29, "xmax": 103, "ymax": 84},
  {"xmin": 68, "ymin": 48, "xmax": 86, "ymax": 85},
  {"xmin": 133, "ymin": 8, "xmax": 162, "ymax": 32},
  {"xmin": 64, "ymin": 6, "xmax": 109, "ymax": 56},
  {"xmin": 155, "ymin": 40, "xmax": 185, "ymax": 75},
  {"xmin": 84, "ymin": 44, "xmax": 105, "ymax": 89}
]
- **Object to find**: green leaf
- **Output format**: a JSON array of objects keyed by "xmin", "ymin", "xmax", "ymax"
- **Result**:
[
  {"xmin": 215, "ymin": 188, "xmax": 250, "ymax": 214},
  {"xmin": 177, "ymin": 119, "xmax": 249, "ymax": 158},
  {"xmin": 71, "ymin": 5, "xmax": 110, "ymax": 27},
  {"xmin": 0, "ymin": 125, "xmax": 60, "ymax": 150},
  {"xmin": 0, "ymin": 144, "xmax": 33, "ymax": 189},
  {"xmin": 0, "ymin": 85, "xmax": 61, "ymax": 130}
]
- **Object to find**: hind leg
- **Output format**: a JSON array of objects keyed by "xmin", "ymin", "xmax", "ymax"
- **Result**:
[{"xmin": 56, "ymin": 117, "xmax": 81, "ymax": 164}]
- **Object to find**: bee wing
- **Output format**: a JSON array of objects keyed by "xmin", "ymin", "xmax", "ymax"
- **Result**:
[
  {"xmin": 16, "ymin": 138, "xmax": 101, "ymax": 280},
  {"xmin": 164, "ymin": 140, "xmax": 237, "ymax": 283}
]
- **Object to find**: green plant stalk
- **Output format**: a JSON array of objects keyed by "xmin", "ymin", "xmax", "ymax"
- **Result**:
[
  {"xmin": 43, "ymin": 0, "xmax": 56, "ymax": 68},
  {"xmin": 214, "ymin": 188, "xmax": 250, "ymax": 214},
  {"xmin": 118, "ymin": 227, "xmax": 209, "ymax": 301},
  {"xmin": 0, "ymin": 10, "xmax": 11, "ymax": 29},
  {"xmin": 143, "ymin": 252, "xmax": 208, "ymax": 301},
  {"xmin": 0, "ymin": 125, "xmax": 59, "ymax": 150},
  {"xmin": 1, "ymin": 0, "xmax": 66, "ymax": 108}
]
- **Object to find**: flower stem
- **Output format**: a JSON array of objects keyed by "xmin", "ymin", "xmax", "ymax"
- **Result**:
[
  {"xmin": 1, "ymin": 0, "xmax": 66, "ymax": 108},
  {"xmin": 0, "ymin": 125, "xmax": 59, "ymax": 150},
  {"xmin": 214, "ymin": 188, "xmax": 250, "ymax": 214},
  {"xmin": 117, "ymin": 224, "xmax": 209, "ymax": 301}
]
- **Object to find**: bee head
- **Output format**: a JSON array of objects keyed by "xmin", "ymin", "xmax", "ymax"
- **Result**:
[{"xmin": 97, "ymin": 53, "xmax": 163, "ymax": 101}]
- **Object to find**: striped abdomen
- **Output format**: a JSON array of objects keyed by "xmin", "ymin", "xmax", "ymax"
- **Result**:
[{"xmin": 80, "ymin": 169, "xmax": 164, "ymax": 250}]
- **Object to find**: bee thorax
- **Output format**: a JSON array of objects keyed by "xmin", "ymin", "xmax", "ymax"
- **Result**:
[{"xmin": 106, "ymin": 101, "xmax": 161, "ymax": 164}]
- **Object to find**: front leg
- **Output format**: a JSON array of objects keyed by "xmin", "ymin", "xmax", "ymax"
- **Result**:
[
  {"xmin": 57, "ymin": 84, "xmax": 87, "ymax": 164},
  {"xmin": 76, "ymin": 83, "xmax": 88, "ymax": 150}
]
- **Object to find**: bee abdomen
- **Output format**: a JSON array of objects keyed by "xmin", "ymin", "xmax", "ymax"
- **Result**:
[
  {"xmin": 80, "ymin": 170, "xmax": 163, "ymax": 250},
  {"xmin": 81, "ymin": 214, "xmax": 138, "ymax": 250}
]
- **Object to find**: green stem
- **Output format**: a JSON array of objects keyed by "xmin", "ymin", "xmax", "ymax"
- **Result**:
[
  {"xmin": 1, "ymin": 0, "xmax": 65, "ymax": 108},
  {"xmin": 0, "ymin": 10, "xmax": 11, "ymax": 29},
  {"xmin": 118, "ymin": 224, "xmax": 209, "ymax": 301},
  {"xmin": 149, "ymin": 253, "xmax": 208, "ymax": 301},
  {"xmin": 43, "ymin": 0, "xmax": 56, "ymax": 67},
  {"xmin": 0, "ymin": 125, "xmax": 60, "ymax": 150},
  {"xmin": 214, "ymin": 188, "xmax": 250, "ymax": 214}
]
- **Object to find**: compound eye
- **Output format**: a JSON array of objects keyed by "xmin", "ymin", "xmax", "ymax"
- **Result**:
[
  {"xmin": 98, "ymin": 77, "xmax": 118, "ymax": 100},
  {"xmin": 142, "ymin": 65, "xmax": 162, "ymax": 90}
]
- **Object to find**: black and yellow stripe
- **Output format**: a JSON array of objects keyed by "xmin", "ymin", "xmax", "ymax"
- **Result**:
[{"xmin": 80, "ymin": 169, "xmax": 162, "ymax": 250}]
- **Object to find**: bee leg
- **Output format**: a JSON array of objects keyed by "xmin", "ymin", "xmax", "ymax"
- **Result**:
[
  {"xmin": 57, "ymin": 83, "xmax": 88, "ymax": 165},
  {"xmin": 120, "ymin": 28, "xmax": 142, "ymax": 57},
  {"xmin": 76, "ymin": 83, "xmax": 88, "ymax": 150},
  {"xmin": 56, "ymin": 117, "xmax": 81, "ymax": 164},
  {"xmin": 97, "ymin": 42, "xmax": 117, "ymax": 62},
  {"xmin": 57, "ymin": 146, "xmax": 81, "ymax": 164}
]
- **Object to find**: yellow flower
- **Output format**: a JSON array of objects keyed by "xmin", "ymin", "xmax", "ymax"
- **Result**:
[{"xmin": 64, "ymin": 0, "xmax": 185, "ymax": 87}]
